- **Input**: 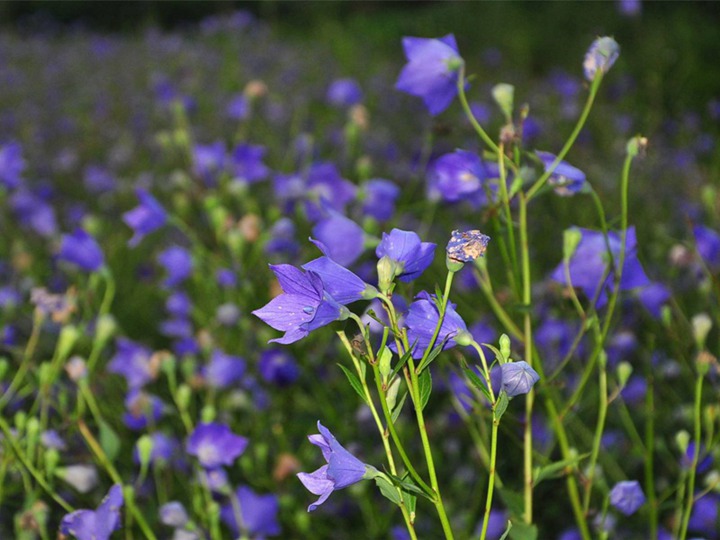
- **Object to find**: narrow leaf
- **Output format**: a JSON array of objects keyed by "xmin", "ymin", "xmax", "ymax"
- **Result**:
[
  {"xmin": 533, "ymin": 453, "xmax": 590, "ymax": 486},
  {"xmin": 375, "ymin": 476, "xmax": 402, "ymax": 505},
  {"xmin": 391, "ymin": 389, "xmax": 408, "ymax": 424},
  {"xmin": 464, "ymin": 367, "xmax": 492, "ymax": 403},
  {"xmin": 99, "ymin": 420, "xmax": 121, "ymax": 462},
  {"xmin": 416, "ymin": 334, "xmax": 452, "ymax": 372},
  {"xmin": 337, "ymin": 364, "xmax": 367, "ymax": 405},
  {"xmin": 418, "ymin": 369, "xmax": 432, "ymax": 411},
  {"xmin": 494, "ymin": 391, "xmax": 509, "ymax": 420}
]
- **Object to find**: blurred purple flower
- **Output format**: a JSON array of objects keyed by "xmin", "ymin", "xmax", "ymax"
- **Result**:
[
  {"xmin": 259, "ymin": 350, "xmax": 300, "ymax": 387},
  {"xmin": 122, "ymin": 390, "xmax": 164, "ymax": 431},
  {"xmin": 192, "ymin": 142, "xmax": 226, "ymax": 186},
  {"xmin": 83, "ymin": 165, "xmax": 117, "ymax": 194},
  {"xmin": 376, "ymin": 228, "xmax": 436, "ymax": 283},
  {"xmin": 311, "ymin": 212, "xmax": 367, "ymax": 267},
  {"xmin": 108, "ymin": 338, "xmax": 156, "ymax": 390},
  {"xmin": 186, "ymin": 423, "xmax": 248, "ymax": 469},
  {"xmin": 157, "ymin": 245, "xmax": 193, "ymax": 288},
  {"xmin": 226, "ymin": 93, "xmax": 249, "ymax": 120},
  {"xmin": 688, "ymin": 493, "xmax": 719, "ymax": 537},
  {"xmin": 9, "ymin": 188, "xmax": 58, "ymax": 237},
  {"xmin": 123, "ymin": 189, "xmax": 167, "ymax": 247},
  {"xmin": 166, "ymin": 291, "xmax": 192, "ymax": 318},
  {"xmin": 396, "ymin": 34, "xmax": 463, "ymax": 116},
  {"xmin": 230, "ymin": 143, "xmax": 270, "ymax": 184},
  {"xmin": 159, "ymin": 501, "xmax": 188, "ymax": 528},
  {"xmin": 0, "ymin": 141, "xmax": 25, "ymax": 189},
  {"xmin": 326, "ymin": 78, "xmax": 363, "ymax": 107},
  {"xmin": 637, "ymin": 282, "xmax": 671, "ymax": 319},
  {"xmin": 265, "ymin": 218, "xmax": 299, "ymax": 258},
  {"xmin": 609, "ymin": 480, "xmax": 645, "ymax": 515},
  {"xmin": 583, "ymin": 37, "xmax": 620, "ymax": 82},
  {"xmin": 694, "ymin": 225, "xmax": 720, "ymax": 271},
  {"xmin": 427, "ymin": 150, "xmax": 487, "ymax": 202},
  {"xmin": 536, "ymin": 151, "xmax": 587, "ymax": 196},
  {"xmin": 304, "ymin": 162, "xmax": 357, "ymax": 222},
  {"xmin": 360, "ymin": 179, "xmax": 400, "ymax": 222},
  {"xmin": 220, "ymin": 486, "xmax": 281, "ymax": 537},
  {"xmin": 60, "ymin": 484, "xmax": 123, "ymax": 540},
  {"xmin": 252, "ymin": 264, "xmax": 347, "ymax": 345},
  {"xmin": 202, "ymin": 350, "xmax": 246, "ymax": 389},
  {"xmin": 297, "ymin": 421, "xmax": 372, "ymax": 511},
  {"xmin": 58, "ymin": 228, "xmax": 105, "ymax": 272}
]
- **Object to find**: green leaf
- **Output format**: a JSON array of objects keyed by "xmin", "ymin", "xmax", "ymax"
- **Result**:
[
  {"xmin": 508, "ymin": 520, "xmax": 537, "ymax": 540},
  {"xmin": 417, "ymin": 369, "xmax": 432, "ymax": 411},
  {"xmin": 336, "ymin": 364, "xmax": 367, "ymax": 405},
  {"xmin": 378, "ymin": 346, "xmax": 393, "ymax": 381},
  {"xmin": 483, "ymin": 343, "xmax": 505, "ymax": 364},
  {"xmin": 463, "ymin": 367, "xmax": 492, "ymax": 403},
  {"xmin": 497, "ymin": 488, "xmax": 524, "ymax": 518},
  {"xmin": 402, "ymin": 490, "xmax": 417, "ymax": 516},
  {"xmin": 390, "ymin": 389, "xmax": 408, "ymax": 424},
  {"xmin": 494, "ymin": 391, "xmax": 509, "ymax": 420},
  {"xmin": 385, "ymin": 472, "xmax": 434, "ymax": 500},
  {"xmin": 499, "ymin": 521, "xmax": 513, "ymax": 540},
  {"xmin": 99, "ymin": 420, "xmax": 121, "ymax": 462},
  {"xmin": 390, "ymin": 339, "xmax": 417, "ymax": 379},
  {"xmin": 416, "ymin": 334, "xmax": 452, "ymax": 372},
  {"xmin": 533, "ymin": 453, "xmax": 590, "ymax": 486},
  {"xmin": 375, "ymin": 476, "xmax": 402, "ymax": 505}
]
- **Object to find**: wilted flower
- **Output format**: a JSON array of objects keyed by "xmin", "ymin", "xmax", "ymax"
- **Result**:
[
  {"xmin": 297, "ymin": 421, "xmax": 374, "ymax": 511},
  {"xmin": 396, "ymin": 34, "xmax": 464, "ymax": 115},
  {"xmin": 186, "ymin": 422, "xmax": 248, "ymax": 469},
  {"xmin": 122, "ymin": 189, "xmax": 167, "ymax": 247},
  {"xmin": 60, "ymin": 484, "xmax": 124, "ymax": 540},
  {"xmin": 535, "ymin": 151, "xmax": 587, "ymax": 196},
  {"xmin": 583, "ymin": 37, "xmax": 620, "ymax": 82},
  {"xmin": 252, "ymin": 264, "xmax": 348, "ymax": 344},
  {"xmin": 500, "ymin": 361, "xmax": 540, "ymax": 397},
  {"xmin": 446, "ymin": 229, "xmax": 491, "ymax": 263},
  {"xmin": 609, "ymin": 480, "xmax": 645, "ymax": 515}
]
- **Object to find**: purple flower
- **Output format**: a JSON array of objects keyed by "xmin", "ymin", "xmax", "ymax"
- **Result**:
[
  {"xmin": 230, "ymin": 143, "xmax": 270, "ymax": 184},
  {"xmin": 694, "ymin": 225, "xmax": 720, "ymax": 271},
  {"xmin": 311, "ymin": 212, "xmax": 367, "ymax": 267},
  {"xmin": 297, "ymin": 421, "xmax": 372, "ymax": 511},
  {"xmin": 9, "ymin": 188, "xmax": 58, "ymax": 237},
  {"xmin": 501, "ymin": 361, "xmax": 540, "ymax": 397},
  {"xmin": 58, "ymin": 228, "xmax": 105, "ymax": 272},
  {"xmin": 83, "ymin": 165, "xmax": 117, "ymax": 194},
  {"xmin": 107, "ymin": 338, "xmax": 156, "ymax": 390},
  {"xmin": 446, "ymin": 229, "xmax": 490, "ymax": 263},
  {"xmin": 682, "ymin": 441, "xmax": 714, "ymax": 475},
  {"xmin": 404, "ymin": 291, "xmax": 468, "ymax": 359},
  {"xmin": 637, "ymin": 282, "xmax": 671, "ymax": 319},
  {"xmin": 132, "ymin": 432, "xmax": 180, "ymax": 468},
  {"xmin": 159, "ymin": 501, "xmax": 188, "ymax": 528},
  {"xmin": 304, "ymin": 162, "xmax": 357, "ymax": 222},
  {"xmin": 123, "ymin": 189, "xmax": 167, "ymax": 247},
  {"xmin": 220, "ymin": 486, "xmax": 281, "ymax": 537},
  {"xmin": 192, "ymin": 142, "xmax": 226, "ymax": 186},
  {"xmin": 225, "ymin": 94, "xmax": 249, "ymax": 120},
  {"xmin": 252, "ymin": 264, "xmax": 348, "ymax": 344},
  {"xmin": 202, "ymin": 350, "xmax": 246, "ymax": 389},
  {"xmin": 302, "ymin": 256, "xmax": 378, "ymax": 305},
  {"xmin": 396, "ymin": 34, "xmax": 464, "ymax": 116},
  {"xmin": 60, "ymin": 484, "xmax": 124, "ymax": 540},
  {"xmin": 166, "ymin": 291, "xmax": 192, "ymax": 318},
  {"xmin": 157, "ymin": 245, "xmax": 193, "ymax": 288},
  {"xmin": 259, "ymin": 350, "xmax": 300, "ymax": 387},
  {"xmin": 376, "ymin": 229, "xmax": 436, "ymax": 283},
  {"xmin": 159, "ymin": 318, "xmax": 193, "ymax": 339},
  {"xmin": 265, "ymin": 218, "xmax": 299, "ymax": 258},
  {"xmin": 427, "ymin": 150, "xmax": 487, "ymax": 202},
  {"xmin": 186, "ymin": 423, "xmax": 248, "ymax": 469},
  {"xmin": 360, "ymin": 179, "xmax": 400, "ymax": 222},
  {"xmin": 609, "ymin": 480, "xmax": 645, "ymax": 516},
  {"xmin": 536, "ymin": 151, "xmax": 587, "ymax": 196},
  {"xmin": 688, "ymin": 493, "xmax": 719, "ymax": 537},
  {"xmin": 550, "ymin": 227, "xmax": 650, "ymax": 308},
  {"xmin": 122, "ymin": 390, "xmax": 164, "ymax": 431},
  {"xmin": 326, "ymin": 78, "xmax": 364, "ymax": 107},
  {"xmin": 0, "ymin": 142, "xmax": 25, "ymax": 189},
  {"xmin": 583, "ymin": 37, "xmax": 620, "ymax": 82}
]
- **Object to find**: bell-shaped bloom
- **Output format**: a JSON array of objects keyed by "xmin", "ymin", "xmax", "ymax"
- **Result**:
[
  {"xmin": 157, "ymin": 245, "xmax": 193, "ymax": 288},
  {"xmin": 583, "ymin": 37, "xmax": 620, "ymax": 82},
  {"xmin": 403, "ymin": 291, "xmax": 468, "ymax": 359},
  {"xmin": 220, "ymin": 486, "xmax": 281, "ymax": 537},
  {"xmin": 302, "ymin": 256, "xmax": 378, "ymax": 305},
  {"xmin": 311, "ymin": 212, "xmax": 367, "ymax": 267},
  {"xmin": 122, "ymin": 189, "xmax": 167, "ymax": 247},
  {"xmin": 326, "ymin": 78, "xmax": 363, "ymax": 107},
  {"xmin": 259, "ymin": 350, "xmax": 300, "ymax": 387},
  {"xmin": 230, "ymin": 143, "xmax": 270, "ymax": 184},
  {"xmin": 201, "ymin": 350, "xmax": 245, "ymax": 389},
  {"xmin": 186, "ymin": 422, "xmax": 248, "ymax": 469},
  {"xmin": 446, "ymin": 229, "xmax": 490, "ymax": 263},
  {"xmin": 396, "ymin": 34, "xmax": 464, "ymax": 116},
  {"xmin": 427, "ymin": 150, "xmax": 487, "ymax": 202},
  {"xmin": 636, "ymin": 282, "xmax": 671, "ymax": 319},
  {"xmin": 304, "ymin": 162, "xmax": 357, "ymax": 222},
  {"xmin": 376, "ymin": 229, "xmax": 436, "ymax": 283},
  {"xmin": 107, "ymin": 338, "xmax": 157, "ymax": 390},
  {"xmin": 253, "ymin": 264, "xmax": 348, "ymax": 345},
  {"xmin": 60, "ymin": 484, "xmax": 124, "ymax": 540},
  {"xmin": 0, "ymin": 141, "xmax": 25, "ymax": 190},
  {"xmin": 360, "ymin": 179, "xmax": 400, "ymax": 222},
  {"xmin": 500, "ymin": 361, "xmax": 540, "ymax": 397},
  {"xmin": 693, "ymin": 225, "xmax": 720, "ymax": 271},
  {"xmin": 550, "ymin": 227, "xmax": 650, "ymax": 308},
  {"xmin": 536, "ymin": 151, "xmax": 587, "ymax": 196},
  {"xmin": 609, "ymin": 480, "xmax": 645, "ymax": 516},
  {"xmin": 58, "ymin": 228, "xmax": 105, "ymax": 272},
  {"xmin": 10, "ymin": 188, "xmax": 58, "ymax": 237},
  {"xmin": 297, "ymin": 421, "xmax": 372, "ymax": 511}
]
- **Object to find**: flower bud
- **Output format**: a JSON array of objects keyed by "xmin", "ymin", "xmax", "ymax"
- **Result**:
[
  {"xmin": 499, "ymin": 334, "xmax": 511, "ymax": 361},
  {"xmin": 56, "ymin": 464, "xmax": 99, "ymax": 493},
  {"xmin": 691, "ymin": 313, "xmax": 712, "ymax": 349},
  {"xmin": 626, "ymin": 135, "xmax": 648, "ymax": 158},
  {"xmin": 65, "ymin": 356, "xmax": 88, "ymax": 382},
  {"xmin": 675, "ymin": 430, "xmax": 690, "ymax": 455},
  {"xmin": 94, "ymin": 314, "xmax": 117, "ymax": 346},
  {"xmin": 563, "ymin": 228, "xmax": 583, "ymax": 262},
  {"xmin": 136, "ymin": 434, "xmax": 155, "ymax": 471},
  {"xmin": 583, "ymin": 37, "xmax": 620, "ymax": 82},
  {"xmin": 57, "ymin": 324, "xmax": 80, "ymax": 362},
  {"xmin": 616, "ymin": 361, "xmax": 633, "ymax": 388},
  {"xmin": 492, "ymin": 83, "xmax": 514, "ymax": 122}
]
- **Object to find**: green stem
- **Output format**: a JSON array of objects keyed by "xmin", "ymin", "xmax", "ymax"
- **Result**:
[
  {"xmin": 582, "ymin": 355, "xmax": 608, "ymax": 513},
  {"xmin": 479, "ymin": 411, "xmax": 500, "ymax": 540},
  {"xmin": 526, "ymin": 74, "xmax": 604, "ymax": 201},
  {"xmin": 456, "ymin": 66, "xmax": 501, "ymax": 155},
  {"xmin": 497, "ymin": 142, "xmax": 520, "ymax": 291},
  {"xmin": 474, "ymin": 265, "xmax": 523, "ymax": 341},
  {"xmin": 645, "ymin": 376, "xmax": 658, "ymax": 539},
  {"xmin": 0, "ymin": 310, "xmax": 43, "ymax": 412},
  {"xmin": 678, "ymin": 372, "xmax": 704, "ymax": 540}
]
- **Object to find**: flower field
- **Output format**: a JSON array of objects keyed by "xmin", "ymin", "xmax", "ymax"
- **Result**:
[{"xmin": 0, "ymin": 4, "xmax": 719, "ymax": 539}]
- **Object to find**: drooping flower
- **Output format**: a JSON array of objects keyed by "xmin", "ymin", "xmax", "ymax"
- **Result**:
[
  {"xmin": 500, "ymin": 361, "xmax": 540, "ymax": 397},
  {"xmin": 535, "ymin": 151, "xmax": 587, "ymax": 196},
  {"xmin": 609, "ymin": 480, "xmax": 645, "ymax": 516},
  {"xmin": 376, "ymin": 228, "xmax": 436, "ymax": 284},
  {"xmin": 186, "ymin": 423, "xmax": 249, "ymax": 469},
  {"xmin": 427, "ymin": 150, "xmax": 487, "ymax": 202},
  {"xmin": 403, "ymin": 291, "xmax": 468, "ymax": 359},
  {"xmin": 60, "ymin": 484, "xmax": 124, "ymax": 540},
  {"xmin": 122, "ymin": 189, "xmax": 167, "ymax": 247},
  {"xmin": 302, "ymin": 256, "xmax": 378, "ymax": 305},
  {"xmin": 396, "ymin": 34, "xmax": 464, "ymax": 116},
  {"xmin": 220, "ymin": 486, "xmax": 281, "ymax": 537},
  {"xmin": 252, "ymin": 265, "xmax": 348, "ymax": 345},
  {"xmin": 297, "ymin": 421, "xmax": 374, "ymax": 511},
  {"xmin": 550, "ymin": 227, "xmax": 650, "ymax": 308},
  {"xmin": 58, "ymin": 228, "xmax": 105, "ymax": 272},
  {"xmin": 311, "ymin": 212, "xmax": 367, "ymax": 267},
  {"xmin": 326, "ymin": 78, "xmax": 364, "ymax": 107},
  {"xmin": 583, "ymin": 37, "xmax": 620, "ymax": 82}
]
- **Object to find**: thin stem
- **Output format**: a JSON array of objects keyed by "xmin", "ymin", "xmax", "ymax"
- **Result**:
[
  {"xmin": 479, "ymin": 411, "xmax": 500, "ymax": 540},
  {"xmin": 497, "ymin": 142, "xmax": 520, "ymax": 289},
  {"xmin": 526, "ymin": 74, "xmax": 604, "ymax": 201},
  {"xmin": 0, "ymin": 310, "xmax": 43, "ymax": 411},
  {"xmin": 678, "ymin": 372, "xmax": 704, "ymax": 540},
  {"xmin": 582, "ymin": 356, "xmax": 608, "ymax": 513},
  {"xmin": 645, "ymin": 376, "xmax": 658, "ymax": 539},
  {"xmin": 456, "ymin": 66, "xmax": 501, "ymax": 155},
  {"xmin": 474, "ymin": 265, "xmax": 524, "ymax": 341}
]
